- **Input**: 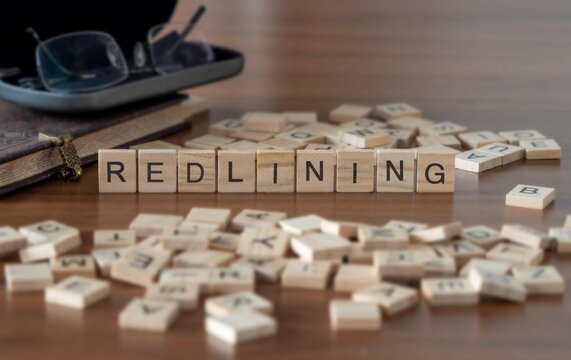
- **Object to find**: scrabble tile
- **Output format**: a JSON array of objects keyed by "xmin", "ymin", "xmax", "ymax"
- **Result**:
[
  {"xmin": 415, "ymin": 148, "xmax": 455, "ymax": 192},
  {"xmin": 231, "ymin": 256, "xmax": 287, "ymax": 282},
  {"xmin": 434, "ymin": 240, "xmax": 486, "ymax": 267},
  {"xmin": 321, "ymin": 219, "xmax": 362, "ymax": 238},
  {"xmin": 330, "ymin": 104, "xmax": 373, "ymax": 123},
  {"xmin": 419, "ymin": 122, "xmax": 468, "ymax": 136},
  {"xmin": 408, "ymin": 244, "xmax": 440, "ymax": 259},
  {"xmin": 291, "ymin": 233, "xmax": 351, "ymax": 261},
  {"xmin": 336, "ymin": 149, "xmax": 375, "ymax": 192},
  {"xmin": 410, "ymin": 222, "xmax": 463, "ymax": 244},
  {"xmin": 329, "ymin": 300, "xmax": 381, "ymax": 331},
  {"xmin": 130, "ymin": 140, "xmax": 181, "ymax": 150},
  {"xmin": 186, "ymin": 208, "xmax": 231, "ymax": 230},
  {"xmin": 205, "ymin": 310, "xmax": 277, "ymax": 344},
  {"xmin": 376, "ymin": 149, "xmax": 415, "ymax": 192},
  {"xmin": 217, "ymin": 150, "xmax": 256, "ymax": 193},
  {"xmin": 260, "ymin": 137, "xmax": 307, "ymax": 150},
  {"xmin": 500, "ymin": 224, "xmax": 553, "ymax": 249},
  {"xmin": 341, "ymin": 128, "xmax": 390, "ymax": 148},
  {"xmin": 51, "ymin": 255, "xmax": 97, "ymax": 281},
  {"xmin": 159, "ymin": 268, "xmax": 211, "ymax": 293},
  {"xmin": 93, "ymin": 230, "xmax": 136, "ymax": 249},
  {"xmin": 98, "ymin": 149, "xmax": 138, "ymax": 193},
  {"xmin": 296, "ymin": 149, "xmax": 336, "ymax": 193},
  {"xmin": 339, "ymin": 119, "xmax": 387, "ymax": 130},
  {"xmin": 347, "ymin": 244, "xmax": 374, "ymax": 264},
  {"xmin": 209, "ymin": 232, "xmax": 240, "ymax": 252},
  {"xmin": 177, "ymin": 149, "xmax": 217, "ymax": 193},
  {"xmin": 0, "ymin": 226, "xmax": 26, "ymax": 257},
  {"xmin": 174, "ymin": 250, "xmax": 235, "ymax": 268},
  {"xmin": 111, "ymin": 247, "xmax": 171, "ymax": 287},
  {"xmin": 209, "ymin": 119, "xmax": 246, "ymax": 137},
  {"xmin": 256, "ymin": 150, "xmax": 295, "ymax": 192},
  {"xmin": 205, "ymin": 291, "xmax": 273, "ymax": 317},
  {"xmin": 462, "ymin": 225, "xmax": 504, "ymax": 249},
  {"xmin": 145, "ymin": 283, "xmax": 199, "ymax": 310},
  {"xmin": 45, "ymin": 276, "xmax": 110, "ymax": 309},
  {"xmin": 333, "ymin": 264, "xmax": 380, "ymax": 292},
  {"xmin": 564, "ymin": 215, "xmax": 571, "ymax": 228},
  {"xmin": 128, "ymin": 213, "xmax": 183, "ymax": 237},
  {"xmin": 459, "ymin": 258, "xmax": 511, "ymax": 277},
  {"xmin": 91, "ymin": 247, "xmax": 130, "ymax": 276},
  {"xmin": 4, "ymin": 263, "xmax": 54, "ymax": 292},
  {"xmin": 373, "ymin": 250, "xmax": 425, "ymax": 281},
  {"xmin": 374, "ymin": 102, "xmax": 421, "ymax": 120},
  {"xmin": 422, "ymin": 257, "xmax": 457, "ymax": 277},
  {"xmin": 184, "ymin": 134, "xmax": 235, "ymax": 150},
  {"xmin": 511, "ymin": 265, "xmax": 565, "ymax": 295},
  {"xmin": 505, "ymin": 184, "xmax": 555, "ymax": 210},
  {"xmin": 468, "ymin": 268, "xmax": 527, "ymax": 303},
  {"xmin": 455, "ymin": 150, "xmax": 502, "ymax": 173},
  {"xmin": 19, "ymin": 221, "xmax": 81, "ymax": 263},
  {"xmin": 161, "ymin": 222, "xmax": 217, "ymax": 251},
  {"xmin": 135, "ymin": 235, "xmax": 174, "ymax": 255},
  {"xmin": 415, "ymin": 135, "xmax": 461, "ymax": 150},
  {"xmin": 352, "ymin": 282, "xmax": 419, "ymax": 316},
  {"xmin": 385, "ymin": 129, "xmax": 416, "ymax": 148},
  {"xmin": 549, "ymin": 227, "xmax": 571, "ymax": 253},
  {"xmin": 237, "ymin": 228, "xmax": 290, "ymax": 258},
  {"xmin": 232, "ymin": 209, "xmax": 287, "ymax": 231},
  {"xmin": 477, "ymin": 143, "xmax": 525, "ymax": 165},
  {"xmin": 281, "ymin": 260, "xmax": 333, "ymax": 290},
  {"xmin": 279, "ymin": 214, "xmax": 324, "ymax": 235},
  {"xmin": 421, "ymin": 278, "xmax": 479, "ymax": 306},
  {"xmin": 498, "ymin": 129, "xmax": 546, "ymax": 145},
  {"xmin": 243, "ymin": 112, "xmax": 288, "ymax": 132},
  {"xmin": 284, "ymin": 112, "xmax": 318, "ymax": 125},
  {"xmin": 220, "ymin": 140, "xmax": 264, "ymax": 151},
  {"xmin": 209, "ymin": 267, "xmax": 255, "ymax": 294},
  {"xmin": 387, "ymin": 117, "xmax": 434, "ymax": 133},
  {"xmin": 230, "ymin": 130, "xmax": 275, "ymax": 142},
  {"xmin": 119, "ymin": 298, "xmax": 180, "ymax": 332},
  {"xmin": 304, "ymin": 144, "xmax": 340, "ymax": 151},
  {"xmin": 520, "ymin": 139, "xmax": 562, "ymax": 160},
  {"xmin": 358, "ymin": 225, "xmax": 409, "ymax": 250},
  {"xmin": 487, "ymin": 243, "xmax": 544, "ymax": 266},
  {"xmin": 137, "ymin": 149, "xmax": 177, "ymax": 193},
  {"xmin": 274, "ymin": 127, "xmax": 326, "ymax": 144},
  {"xmin": 384, "ymin": 220, "xmax": 429, "ymax": 234},
  {"xmin": 457, "ymin": 131, "xmax": 507, "ymax": 149}
]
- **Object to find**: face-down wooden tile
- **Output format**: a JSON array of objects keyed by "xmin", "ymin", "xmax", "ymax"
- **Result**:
[
  {"xmin": 279, "ymin": 214, "xmax": 325, "ymax": 235},
  {"xmin": 4, "ymin": 263, "xmax": 54, "ymax": 292},
  {"xmin": 205, "ymin": 310, "xmax": 277, "ymax": 344},
  {"xmin": 329, "ymin": 300, "xmax": 381, "ymax": 331},
  {"xmin": 291, "ymin": 233, "xmax": 351, "ymax": 261},
  {"xmin": 333, "ymin": 264, "xmax": 380, "ymax": 292},
  {"xmin": 173, "ymin": 250, "xmax": 235, "ymax": 268},
  {"xmin": 330, "ymin": 104, "xmax": 373, "ymax": 123},
  {"xmin": 459, "ymin": 258, "xmax": 511, "ymax": 277}
]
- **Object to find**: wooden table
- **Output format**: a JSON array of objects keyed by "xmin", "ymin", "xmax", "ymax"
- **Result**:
[{"xmin": 2, "ymin": 0, "xmax": 571, "ymax": 359}]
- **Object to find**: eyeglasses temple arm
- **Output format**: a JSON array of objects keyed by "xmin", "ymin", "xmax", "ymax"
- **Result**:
[{"xmin": 26, "ymin": 27, "xmax": 75, "ymax": 78}]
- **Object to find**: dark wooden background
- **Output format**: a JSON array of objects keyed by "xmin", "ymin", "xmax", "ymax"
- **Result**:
[{"xmin": 1, "ymin": 0, "xmax": 571, "ymax": 359}]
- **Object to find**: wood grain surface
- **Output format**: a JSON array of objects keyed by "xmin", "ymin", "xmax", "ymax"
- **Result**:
[{"xmin": 2, "ymin": 1, "xmax": 571, "ymax": 359}]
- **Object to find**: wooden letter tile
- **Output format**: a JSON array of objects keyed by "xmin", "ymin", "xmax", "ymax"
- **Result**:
[
  {"xmin": 184, "ymin": 134, "xmax": 235, "ymax": 150},
  {"xmin": 205, "ymin": 291, "xmax": 273, "ymax": 317},
  {"xmin": 232, "ymin": 209, "xmax": 287, "ymax": 231},
  {"xmin": 333, "ymin": 264, "xmax": 380, "ymax": 292},
  {"xmin": 296, "ymin": 149, "xmax": 336, "ymax": 192},
  {"xmin": 415, "ymin": 135, "xmax": 461, "ymax": 149},
  {"xmin": 352, "ymin": 282, "xmax": 419, "ymax": 316},
  {"xmin": 209, "ymin": 232, "xmax": 241, "ymax": 252},
  {"xmin": 455, "ymin": 150, "xmax": 502, "ymax": 173},
  {"xmin": 358, "ymin": 225, "xmax": 409, "ymax": 250},
  {"xmin": 330, "ymin": 104, "xmax": 373, "ymax": 123},
  {"xmin": 281, "ymin": 260, "xmax": 333, "ymax": 290},
  {"xmin": 341, "ymin": 128, "xmax": 389, "ymax": 148},
  {"xmin": 230, "ymin": 130, "xmax": 275, "ymax": 142},
  {"xmin": 321, "ymin": 219, "xmax": 362, "ymax": 238},
  {"xmin": 186, "ymin": 208, "xmax": 231, "ymax": 230},
  {"xmin": 387, "ymin": 117, "xmax": 434, "ymax": 134},
  {"xmin": 243, "ymin": 112, "xmax": 288, "ymax": 132},
  {"xmin": 231, "ymin": 257, "xmax": 287, "ymax": 282},
  {"xmin": 260, "ymin": 137, "xmax": 307, "ymax": 150},
  {"xmin": 209, "ymin": 267, "xmax": 256, "ymax": 294},
  {"xmin": 284, "ymin": 112, "xmax": 318, "ymax": 125},
  {"xmin": 159, "ymin": 268, "xmax": 211, "ymax": 293},
  {"xmin": 119, "ymin": 298, "xmax": 180, "ymax": 332},
  {"xmin": 462, "ymin": 225, "xmax": 503, "ymax": 249},
  {"xmin": 209, "ymin": 119, "xmax": 245, "ymax": 137},
  {"xmin": 329, "ymin": 300, "xmax": 381, "ymax": 331},
  {"xmin": 498, "ymin": 129, "xmax": 546, "ymax": 145},
  {"xmin": 459, "ymin": 258, "xmax": 511, "ymax": 277},
  {"xmin": 130, "ymin": 140, "xmax": 181, "ymax": 150},
  {"xmin": 256, "ymin": 150, "xmax": 295, "ymax": 192},
  {"xmin": 339, "ymin": 119, "xmax": 387, "ymax": 130},
  {"xmin": 415, "ymin": 149, "xmax": 455, "ymax": 192},
  {"xmin": 275, "ymin": 127, "xmax": 326, "ymax": 144},
  {"xmin": 505, "ymin": 184, "xmax": 555, "ymax": 210},
  {"xmin": 376, "ymin": 149, "xmax": 415, "ymax": 192},
  {"xmin": 468, "ymin": 268, "xmax": 527, "ymax": 303},
  {"xmin": 237, "ymin": 228, "xmax": 290, "ymax": 258},
  {"xmin": 91, "ymin": 247, "xmax": 130, "ymax": 276},
  {"xmin": 458, "ymin": 131, "xmax": 507, "ymax": 149},
  {"xmin": 128, "ymin": 213, "xmax": 183, "ymax": 237},
  {"xmin": 291, "ymin": 233, "xmax": 351, "ymax": 261},
  {"xmin": 51, "ymin": 255, "xmax": 96, "ymax": 281},
  {"xmin": 500, "ymin": 224, "xmax": 553, "ymax": 249},
  {"xmin": 45, "ymin": 275, "xmax": 110, "ymax": 309},
  {"xmin": 173, "ymin": 250, "xmax": 235, "ymax": 268},
  {"xmin": 520, "ymin": 139, "xmax": 562, "ymax": 160},
  {"xmin": 93, "ymin": 230, "xmax": 136, "ymax": 249},
  {"xmin": 410, "ymin": 221, "xmax": 463, "ymax": 244},
  {"xmin": 487, "ymin": 243, "xmax": 544, "ymax": 266},
  {"xmin": 4, "ymin": 263, "xmax": 53, "ymax": 292},
  {"xmin": 161, "ymin": 222, "xmax": 218, "ymax": 251},
  {"xmin": 0, "ymin": 226, "xmax": 26, "ymax": 257},
  {"xmin": 279, "ymin": 214, "xmax": 325, "ymax": 235},
  {"xmin": 419, "ymin": 122, "xmax": 468, "ymax": 136},
  {"xmin": 434, "ymin": 240, "xmax": 486, "ymax": 267},
  {"xmin": 549, "ymin": 227, "xmax": 571, "ymax": 253},
  {"xmin": 477, "ymin": 143, "xmax": 525, "ymax": 165},
  {"xmin": 137, "ymin": 149, "xmax": 177, "ymax": 193},
  {"xmin": 422, "ymin": 257, "xmax": 457, "ymax": 277},
  {"xmin": 145, "ymin": 283, "xmax": 199, "ymax": 310},
  {"xmin": 111, "ymin": 247, "xmax": 171, "ymax": 287},
  {"xmin": 373, "ymin": 250, "xmax": 425, "ymax": 281},
  {"xmin": 178, "ymin": 149, "xmax": 217, "ymax": 193},
  {"xmin": 336, "ymin": 149, "xmax": 375, "ymax": 192},
  {"xmin": 205, "ymin": 310, "xmax": 277, "ymax": 344},
  {"xmin": 217, "ymin": 150, "xmax": 256, "ymax": 193},
  {"xmin": 374, "ymin": 102, "xmax": 421, "ymax": 120},
  {"xmin": 421, "ymin": 278, "xmax": 479, "ymax": 306},
  {"xmin": 384, "ymin": 220, "xmax": 428, "ymax": 234},
  {"xmin": 511, "ymin": 265, "xmax": 565, "ymax": 295},
  {"xmin": 98, "ymin": 149, "xmax": 137, "ymax": 193},
  {"xmin": 18, "ymin": 220, "xmax": 81, "ymax": 263}
]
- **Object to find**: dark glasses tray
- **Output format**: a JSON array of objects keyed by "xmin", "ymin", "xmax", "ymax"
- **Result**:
[{"xmin": 0, "ymin": 45, "xmax": 243, "ymax": 113}]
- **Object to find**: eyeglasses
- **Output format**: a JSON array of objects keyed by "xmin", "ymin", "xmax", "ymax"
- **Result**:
[{"xmin": 26, "ymin": 5, "xmax": 214, "ymax": 93}]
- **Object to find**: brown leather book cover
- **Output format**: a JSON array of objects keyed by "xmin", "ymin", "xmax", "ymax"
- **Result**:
[{"xmin": 0, "ymin": 95, "xmax": 209, "ymax": 195}]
